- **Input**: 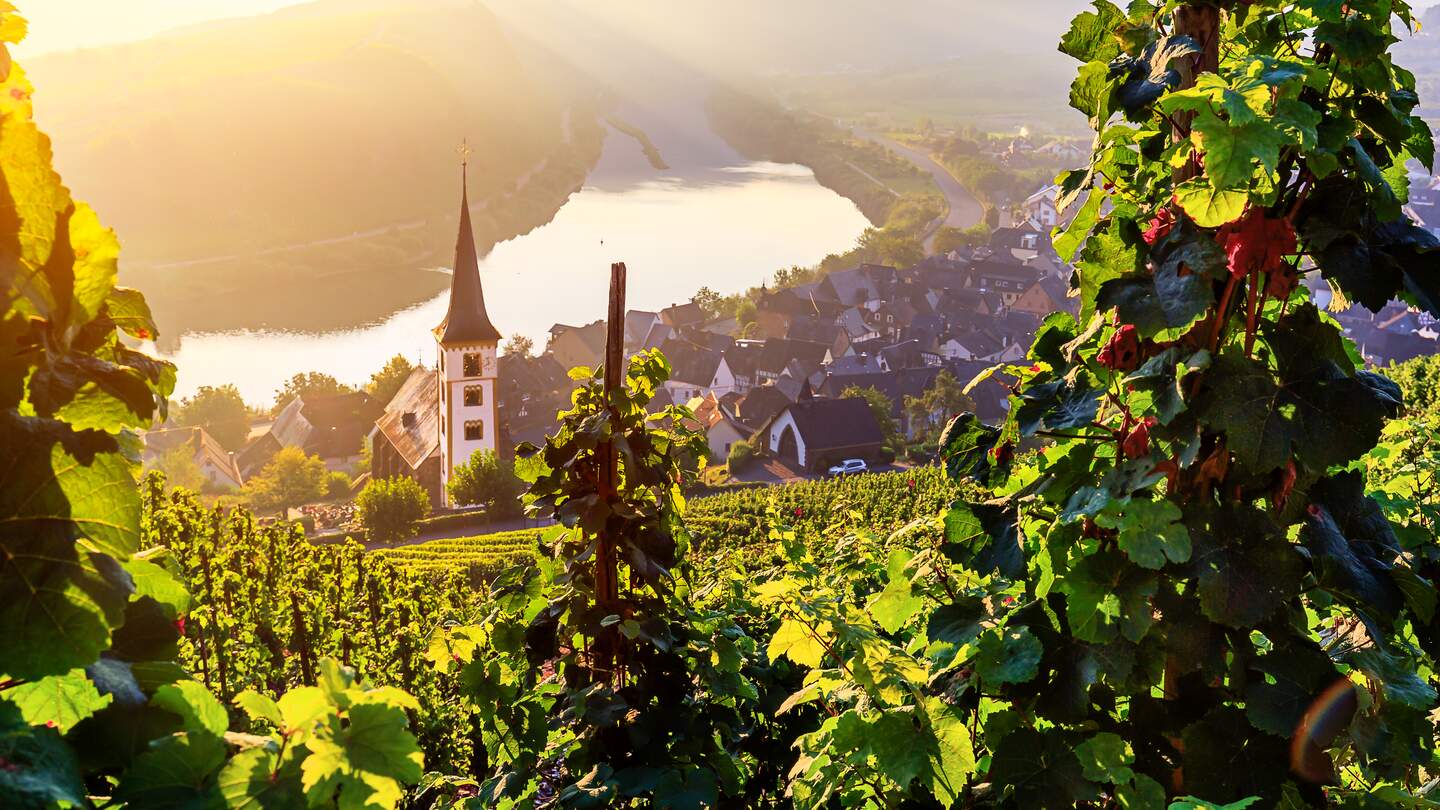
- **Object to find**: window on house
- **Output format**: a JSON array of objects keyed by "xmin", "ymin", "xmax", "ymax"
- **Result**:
[
  {"xmin": 464, "ymin": 420, "xmax": 484, "ymax": 441},
  {"xmin": 463, "ymin": 353, "xmax": 481, "ymax": 377},
  {"xmin": 464, "ymin": 385, "xmax": 483, "ymax": 407}
]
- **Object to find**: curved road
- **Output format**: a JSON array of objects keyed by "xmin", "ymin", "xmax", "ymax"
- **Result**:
[{"xmin": 854, "ymin": 129, "xmax": 985, "ymax": 252}]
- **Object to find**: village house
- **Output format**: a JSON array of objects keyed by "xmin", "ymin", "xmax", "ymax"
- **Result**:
[
  {"xmin": 757, "ymin": 397, "xmax": 887, "ymax": 471},
  {"xmin": 687, "ymin": 393, "xmax": 753, "ymax": 462},
  {"xmin": 370, "ymin": 366, "xmax": 443, "ymax": 506},
  {"xmin": 237, "ymin": 391, "xmax": 378, "ymax": 478},
  {"xmin": 142, "ymin": 426, "xmax": 244, "ymax": 490},
  {"xmin": 547, "ymin": 320, "xmax": 606, "ymax": 372}
]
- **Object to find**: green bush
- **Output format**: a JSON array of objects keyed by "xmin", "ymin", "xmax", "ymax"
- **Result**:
[
  {"xmin": 355, "ymin": 476, "xmax": 431, "ymax": 545},
  {"xmin": 727, "ymin": 439, "xmax": 755, "ymax": 472},
  {"xmin": 447, "ymin": 450, "xmax": 524, "ymax": 518},
  {"xmin": 326, "ymin": 470, "xmax": 352, "ymax": 500}
]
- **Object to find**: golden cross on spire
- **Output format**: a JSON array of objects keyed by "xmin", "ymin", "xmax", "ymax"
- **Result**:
[{"xmin": 457, "ymin": 139, "xmax": 473, "ymax": 167}]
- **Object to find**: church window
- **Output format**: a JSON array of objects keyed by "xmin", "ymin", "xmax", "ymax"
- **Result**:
[
  {"xmin": 464, "ymin": 385, "xmax": 483, "ymax": 406},
  {"xmin": 463, "ymin": 353, "xmax": 481, "ymax": 376},
  {"xmin": 464, "ymin": 420, "xmax": 484, "ymax": 441}
]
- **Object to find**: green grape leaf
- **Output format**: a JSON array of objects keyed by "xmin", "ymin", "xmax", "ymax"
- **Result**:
[
  {"xmin": 0, "ymin": 702, "xmax": 87, "ymax": 809},
  {"xmin": 121, "ymin": 558, "xmax": 191, "ymax": 617},
  {"xmin": 942, "ymin": 499, "xmax": 1023, "ymax": 579},
  {"xmin": 869, "ymin": 549, "xmax": 922, "ymax": 634},
  {"xmin": 1180, "ymin": 707, "xmax": 1291, "ymax": 802},
  {"xmin": 1060, "ymin": 1, "xmax": 1126, "ymax": 63},
  {"xmin": 1077, "ymin": 218, "xmax": 1143, "ymax": 322},
  {"xmin": 650, "ymin": 768, "xmax": 718, "ymax": 810},
  {"xmin": 927, "ymin": 598, "xmax": 986, "ymax": 647},
  {"xmin": 104, "ymin": 286, "xmax": 160, "ymax": 340},
  {"xmin": 6, "ymin": 669, "xmax": 111, "ymax": 733},
  {"xmin": 152, "ymin": 680, "xmax": 228, "ymax": 738},
  {"xmin": 1096, "ymin": 498, "xmax": 1191, "ymax": 570},
  {"xmin": 0, "ymin": 533, "xmax": 131, "ymax": 681},
  {"xmin": 923, "ymin": 698, "xmax": 976, "ymax": 805},
  {"xmin": 975, "ymin": 627, "xmax": 1042, "ymax": 686},
  {"xmin": 988, "ymin": 727, "xmax": 1097, "ymax": 806},
  {"xmin": 1190, "ymin": 108, "xmax": 1286, "ymax": 190},
  {"xmin": 1174, "ymin": 178, "xmax": 1248, "ymax": 227},
  {"xmin": 1244, "ymin": 641, "xmax": 1345, "ymax": 738},
  {"xmin": 1097, "ymin": 262, "xmax": 1215, "ymax": 340},
  {"xmin": 1116, "ymin": 773, "xmax": 1167, "ymax": 808},
  {"xmin": 768, "ymin": 619, "xmax": 826, "ymax": 669},
  {"xmin": 113, "ymin": 731, "xmax": 226, "ymax": 808},
  {"xmin": 300, "ymin": 702, "xmax": 424, "ymax": 810},
  {"xmin": 0, "ymin": 416, "xmax": 140, "ymax": 560},
  {"xmin": 217, "ymin": 746, "xmax": 307, "ymax": 810},
  {"xmin": 1189, "ymin": 507, "xmax": 1302, "ymax": 628},
  {"xmin": 938, "ymin": 412, "xmax": 1002, "ymax": 484},
  {"xmin": 1074, "ymin": 732, "xmax": 1133, "ymax": 785},
  {"xmin": 1115, "ymin": 35, "xmax": 1201, "ymax": 113},
  {"xmin": 277, "ymin": 687, "xmax": 331, "ymax": 736},
  {"xmin": 235, "ymin": 692, "xmax": 284, "ymax": 728},
  {"xmin": 1344, "ymin": 648, "xmax": 1437, "ymax": 709}
]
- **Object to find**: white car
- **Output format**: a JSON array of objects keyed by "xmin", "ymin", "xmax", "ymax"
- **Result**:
[{"xmin": 827, "ymin": 459, "xmax": 869, "ymax": 477}]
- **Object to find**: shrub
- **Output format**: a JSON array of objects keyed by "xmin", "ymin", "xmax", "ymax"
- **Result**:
[
  {"xmin": 244, "ymin": 445, "xmax": 328, "ymax": 512},
  {"xmin": 326, "ymin": 470, "xmax": 352, "ymax": 500},
  {"xmin": 726, "ymin": 439, "xmax": 755, "ymax": 472},
  {"xmin": 355, "ymin": 476, "xmax": 431, "ymax": 545},
  {"xmin": 447, "ymin": 450, "xmax": 524, "ymax": 518}
]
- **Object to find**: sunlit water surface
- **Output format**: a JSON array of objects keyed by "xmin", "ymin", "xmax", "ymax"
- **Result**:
[{"xmin": 159, "ymin": 155, "xmax": 868, "ymax": 405}]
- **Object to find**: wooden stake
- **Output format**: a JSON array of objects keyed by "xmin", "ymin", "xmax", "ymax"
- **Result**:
[{"xmin": 593, "ymin": 262, "xmax": 626, "ymax": 682}]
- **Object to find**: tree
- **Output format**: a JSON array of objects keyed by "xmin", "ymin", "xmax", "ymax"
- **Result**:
[
  {"xmin": 150, "ymin": 445, "xmax": 205, "ymax": 493},
  {"xmin": 244, "ymin": 446, "xmax": 329, "ymax": 512},
  {"xmin": 692, "ymin": 287, "xmax": 725, "ymax": 320},
  {"xmin": 841, "ymin": 385, "xmax": 899, "ymax": 448},
  {"xmin": 503, "ymin": 333, "xmax": 535, "ymax": 359},
  {"xmin": 326, "ymin": 470, "xmax": 352, "ymax": 500},
  {"xmin": 447, "ymin": 450, "xmax": 523, "ymax": 519},
  {"xmin": 174, "ymin": 384, "xmax": 251, "ymax": 450},
  {"xmin": 903, "ymin": 370, "xmax": 974, "ymax": 443},
  {"xmin": 273, "ymin": 371, "xmax": 352, "ymax": 415},
  {"xmin": 366, "ymin": 354, "xmax": 415, "ymax": 407},
  {"xmin": 355, "ymin": 476, "xmax": 431, "ymax": 545}
]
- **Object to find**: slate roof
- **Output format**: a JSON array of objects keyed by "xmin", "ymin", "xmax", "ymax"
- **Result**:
[
  {"xmin": 736, "ymin": 384, "xmax": 792, "ymax": 428},
  {"xmin": 818, "ymin": 367, "xmax": 942, "ymax": 415},
  {"xmin": 660, "ymin": 338, "xmax": 722, "ymax": 385},
  {"xmin": 773, "ymin": 397, "xmax": 885, "ymax": 451},
  {"xmin": 661, "ymin": 301, "xmax": 706, "ymax": 328},
  {"xmin": 824, "ymin": 266, "xmax": 880, "ymax": 306},
  {"xmin": 437, "ymin": 175, "xmax": 502, "ymax": 344},
  {"xmin": 374, "ymin": 368, "xmax": 440, "ymax": 471}
]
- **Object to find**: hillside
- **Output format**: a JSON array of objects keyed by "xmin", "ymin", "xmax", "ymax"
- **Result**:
[{"xmin": 27, "ymin": 0, "xmax": 597, "ymax": 339}]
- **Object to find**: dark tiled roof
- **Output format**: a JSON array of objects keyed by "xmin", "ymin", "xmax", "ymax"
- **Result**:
[
  {"xmin": 778, "ymin": 397, "xmax": 885, "ymax": 451},
  {"xmin": 736, "ymin": 384, "xmax": 792, "ymax": 428},
  {"xmin": 819, "ymin": 367, "xmax": 941, "ymax": 415},
  {"xmin": 660, "ymin": 338, "xmax": 722, "ymax": 386}
]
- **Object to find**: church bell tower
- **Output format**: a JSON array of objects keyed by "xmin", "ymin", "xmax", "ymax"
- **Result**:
[{"xmin": 435, "ymin": 148, "xmax": 502, "ymax": 505}]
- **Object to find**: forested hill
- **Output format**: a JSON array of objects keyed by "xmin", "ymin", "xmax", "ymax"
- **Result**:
[{"xmin": 27, "ymin": 0, "xmax": 569, "ymax": 267}]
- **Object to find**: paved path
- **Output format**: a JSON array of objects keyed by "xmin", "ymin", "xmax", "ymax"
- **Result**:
[{"xmin": 853, "ymin": 129, "xmax": 984, "ymax": 252}]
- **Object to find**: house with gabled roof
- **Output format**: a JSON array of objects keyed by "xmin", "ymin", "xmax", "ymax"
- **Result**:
[
  {"xmin": 757, "ymin": 397, "xmax": 886, "ymax": 471},
  {"xmin": 143, "ymin": 426, "xmax": 244, "ymax": 491},
  {"xmin": 369, "ymin": 366, "xmax": 443, "ymax": 506}
]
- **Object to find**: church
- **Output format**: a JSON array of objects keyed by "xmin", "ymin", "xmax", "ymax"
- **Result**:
[{"xmin": 368, "ymin": 164, "xmax": 502, "ymax": 508}]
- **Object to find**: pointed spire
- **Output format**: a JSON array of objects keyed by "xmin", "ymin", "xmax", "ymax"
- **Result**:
[{"xmin": 437, "ymin": 143, "xmax": 502, "ymax": 344}]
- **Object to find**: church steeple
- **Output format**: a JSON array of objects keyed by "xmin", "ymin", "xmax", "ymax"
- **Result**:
[{"xmin": 437, "ymin": 153, "xmax": 502, "ymax": 344}]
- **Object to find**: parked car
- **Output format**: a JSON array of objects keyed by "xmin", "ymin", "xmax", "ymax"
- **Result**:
[{"xmin": 827, "ymin": 459, "xmax": 869, "ymax": 477}]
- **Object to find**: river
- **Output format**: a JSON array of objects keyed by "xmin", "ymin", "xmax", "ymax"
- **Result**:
[{"xmin": 157, "ymin": 121, "xmax": 870, "ymax": 406}]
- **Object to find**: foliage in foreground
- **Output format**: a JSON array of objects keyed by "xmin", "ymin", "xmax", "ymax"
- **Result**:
[{"xmin": 0, "ymin": 10, "xmax": 423, "ymax": 805}]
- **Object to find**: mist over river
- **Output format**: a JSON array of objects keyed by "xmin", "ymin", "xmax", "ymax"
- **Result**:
[{"xmin": 158, "ymin": 117, "xmax": 869, "ymax": 406}]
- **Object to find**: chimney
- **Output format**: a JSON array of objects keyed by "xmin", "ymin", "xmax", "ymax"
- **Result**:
[{"xmin": 401, "ymin": 412, "xmax": 416, "ymax": 428}]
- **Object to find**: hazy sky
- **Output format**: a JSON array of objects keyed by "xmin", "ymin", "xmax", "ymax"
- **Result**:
[
  {"xmin": 14, "ymin": 0, "xmax": 308, "ymax": 56},
  {"xmin": 17, "ymin": 0, "xmax": 1440, "ymax": 57}
]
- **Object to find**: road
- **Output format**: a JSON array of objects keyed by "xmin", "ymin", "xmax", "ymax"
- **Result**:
[{"xmin": 853, "ymin": 129, "xmax": 985, "ymax": 253}]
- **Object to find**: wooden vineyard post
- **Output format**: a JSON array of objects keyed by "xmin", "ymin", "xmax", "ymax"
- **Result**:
[{"xmin": 593, "ymin": 261, "xmax": 627, "ymax": 684}]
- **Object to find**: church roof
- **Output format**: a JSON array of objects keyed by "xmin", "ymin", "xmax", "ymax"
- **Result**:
[{"xmin": 437, "ymin": 168, "xmax": 502, "ymax": 344}]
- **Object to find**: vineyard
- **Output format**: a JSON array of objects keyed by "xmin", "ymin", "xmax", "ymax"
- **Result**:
[{"xmin": 8, "ymin": 0, "xmax": 1440, "ymax": 808}]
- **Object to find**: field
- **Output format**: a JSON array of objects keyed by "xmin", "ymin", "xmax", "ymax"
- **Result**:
[{"xmin": 373, "ymin": 467, "xmax": 958, "ymax": 580}]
